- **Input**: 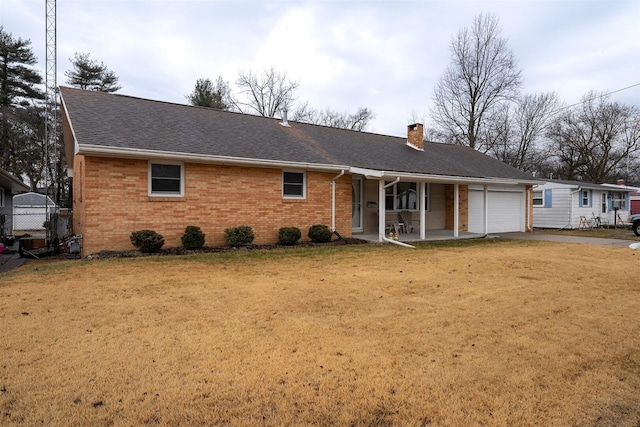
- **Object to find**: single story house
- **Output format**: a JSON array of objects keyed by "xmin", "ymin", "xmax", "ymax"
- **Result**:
[
  {"xmin": 533, "ymin": 179, "xmax": 639, "ymax": 229},
  {"xmin": 12, "ymin": 192, "xmax": 59, "ymax": 233},
  {"xmin": 60, "ymin": 86, "xmax": 538, "ymax": 256},
  {"xmin": 0, "ymin": 168, "xmax": 30, "ymax": 241}
]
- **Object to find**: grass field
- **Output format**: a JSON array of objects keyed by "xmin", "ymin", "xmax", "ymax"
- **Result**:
[{"xmin": 1, "ymin": 239, "xmax": 639, "ymax": 426}]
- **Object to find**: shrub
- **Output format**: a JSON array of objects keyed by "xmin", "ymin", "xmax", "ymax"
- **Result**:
[
  {"xmin": 278, "ymin": 227, "xmax": 301, "ymax": 246},
  {"xmin": 181, "ymin": 225, "xmax": 205, "ymax": 250},
  {"xmin": 130, "ymin": 229, "xmax": 164, "ymax": 253},
  {"xmin": 224, "ymin": 225, "xmax": 254, "ymax": 247},
  {"xmin": 308, "ymin": 224, "xmax": 332, "ymax": 243}
]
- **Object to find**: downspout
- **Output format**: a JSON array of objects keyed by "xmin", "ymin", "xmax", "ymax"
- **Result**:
[
  {"xmin": 561, "ymin": 188, "xmax": 582, "ymax": 230},
  {"xmin": 331, "ymin": 170, "xmax": 345, "ymax": 232}
]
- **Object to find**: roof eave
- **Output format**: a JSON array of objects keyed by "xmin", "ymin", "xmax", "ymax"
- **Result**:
[{"xmin": 77, "ymin": 144, "xmax": 349, "ymax": 172}]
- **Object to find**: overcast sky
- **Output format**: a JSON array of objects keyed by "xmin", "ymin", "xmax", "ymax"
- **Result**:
[{"xmin": 2, "ymin": 0, "xmax": 639, "ymax": 137}]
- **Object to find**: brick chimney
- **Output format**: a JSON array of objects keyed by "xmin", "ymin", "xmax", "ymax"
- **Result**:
[
  {"xmin": 617, "ymin": 179, "xmax": 625, "ymax": 186},
  {"xmin": 407, "ymin": 123, "xmax": 424, "ymax": 151}
]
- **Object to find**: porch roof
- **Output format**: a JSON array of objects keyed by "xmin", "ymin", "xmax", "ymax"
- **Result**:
[{"xmin": 61, "ymin": 86, "xmax": 537, "ymax": 184}]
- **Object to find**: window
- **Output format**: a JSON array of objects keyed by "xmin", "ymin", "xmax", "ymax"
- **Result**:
[
  {"xmin": 283, "ymin": 171, "xmax": 305, "ymax": 198},
  {"xmin": 601, "ymin": 192, "xmax": 607, "ymax": 214},
  {"xmin": 581, "ymin": 190, "xmax": 589, "ymax": 207},
  {"xmin": 0, "ymin": 187, "xmax": 4, "ymax": 207},
  {"xmin": 149, "ymin": 162, "xmax": 183, "ymax": 196},
  {"xmin": 385, "ymin": 181, "xmax": 428, "ymax": 211},
  {"xmin": 612, "ymin": 192, "xmax": 625, "ymax": 209},
  {"xmin": 533, "ymin": 191, "xmax": 543, "ymax": 206}
]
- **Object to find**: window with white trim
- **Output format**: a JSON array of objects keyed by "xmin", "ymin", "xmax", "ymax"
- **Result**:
[
  {"xmin": 581, "ymin": 190, "xmax": 589, "ymax": 207},
  {"xmin": 0, "ymin": 187, "xmax": 4, "ymax": 207},
  {"xmin": 532, "ymin": 191, "xmax": 544, "ymax": 206},
  {"xmin": 612, "ymin": 192, "xmax": 625, "ymax": 209},
  {"xmin": 282, "ymin": 171, "xmax": 305, "ymax": 198},
  {"xmin": 149, "ymin": 162, "xmax": 184, "ymax": 196}
]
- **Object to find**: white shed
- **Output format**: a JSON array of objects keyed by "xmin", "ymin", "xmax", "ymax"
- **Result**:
[{"xmin": 12, "ymin": 192, "xmax": 59, "ymax": 233}]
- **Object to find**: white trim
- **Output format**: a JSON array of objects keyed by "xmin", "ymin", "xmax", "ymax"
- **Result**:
[
  {"xmin": 332, "ymin": 170, "xmax": 345, "ymax": 231},
  {"xmin": 77, "ymin": 144, "xmax": 539, "ymax": 186},
  {"xmin": 282, "ymin": 170, "xmax": 306, "ymax": 199},
  {"xmin": 0, "ymin": 187, "xmax": 4, "ymax": 207},
  {"xmin": 351, "ymin": 176, "xmax": 364, "ymax": 233},
  {"xmin": 532, "ymin": 190, "xmax": 544, "ymax": 207},
  {"xmin": 148, "ymin": 161, "xmax": 185, "ymax": 197},
  {"xmin": 79, "ymin": 144, "xmax": 347, "ymax": 173}
]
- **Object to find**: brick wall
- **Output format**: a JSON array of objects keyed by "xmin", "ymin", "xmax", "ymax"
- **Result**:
[
  {"xmin": 73, "ymin": 156, "xmax": 352, "ymax": 255},
  {"xmin": 444, "ymin": 184, "xmax": 469, "ymax": 231}
]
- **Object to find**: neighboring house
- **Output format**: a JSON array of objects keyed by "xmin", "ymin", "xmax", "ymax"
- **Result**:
[
  {"xmin": 0, "ymin": 168, "xmax": 30, "ymax": 240},
  {"xmin": 12, "ymin": 192, "xmax": 59, "ymax": 233},
  {"xmin": 533, "ymin": 179, "xmax": 639, "ymax": 229},
  {"xmin": 60, "ymin": 86, "xmax": 538, "ymax": 256}
]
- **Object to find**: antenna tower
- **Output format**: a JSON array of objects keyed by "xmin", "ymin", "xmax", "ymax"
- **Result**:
[
  {"xmin": 44, "ymin": 0, "xmax": 57, "ymax": 244},
  {"xmin": 45, "ymin": 0, "xmax": 57, "ymax": 197}
]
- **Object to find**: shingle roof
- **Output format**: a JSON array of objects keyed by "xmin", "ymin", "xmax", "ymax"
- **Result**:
[{"xmin": 60, "ymin": 86, "xmax": 536, "ymax": 182}]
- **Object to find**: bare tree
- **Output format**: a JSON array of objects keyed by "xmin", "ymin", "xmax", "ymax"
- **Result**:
[
  {"xmin": 490, "ymin": 92, "xmax": 558, "ymax": 170},
  {"xmin": 231, "ymin": 67, "xmax": 299, "ymax": 117},
  {"xmin": 431, "ymin": 13, "xmax": 522, "ymax": 152},
  {"xmin": 546, "ymin": 91, "xmax": 640, "ymax": 182},
  {"xmin": 293, "ymin": 103, "xmax": 374, "ymax": 131}
]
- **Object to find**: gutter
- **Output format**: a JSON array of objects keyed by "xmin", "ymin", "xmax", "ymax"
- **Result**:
[{"xmin": 77, "ymin": 144, "xmax": 349, "ymax": 173}]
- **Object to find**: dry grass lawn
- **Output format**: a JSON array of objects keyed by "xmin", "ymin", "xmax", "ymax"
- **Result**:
[{"xmin": 1, "ymin": 239, "xmax": 639, "ymax": 426}]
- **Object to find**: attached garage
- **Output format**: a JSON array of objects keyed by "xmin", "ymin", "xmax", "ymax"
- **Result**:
[{"xmin": 468, "ymin": 187, "xmax": 525, "ymax": 233}]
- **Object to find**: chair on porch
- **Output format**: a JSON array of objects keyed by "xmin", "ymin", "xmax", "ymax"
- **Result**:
[{"xmin": 399, "ymin": 211, "xmax": 414, "ymax": 234}]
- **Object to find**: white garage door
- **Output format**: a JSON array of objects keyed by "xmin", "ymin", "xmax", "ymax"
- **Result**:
[{"xmin": 468, "ymin": 190, "xmax": 524, "ymax": 233}]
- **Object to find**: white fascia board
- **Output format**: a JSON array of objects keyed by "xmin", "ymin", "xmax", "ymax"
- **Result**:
[
  {"xmin": 380, "ymin": 171, "xmax": 538, "ymax": 186},
  {"xmin": 348, "ymin": 167, "xmax": 383, "ymax": 178},
  {"xmin": 77, "ymin": 144, "xmax": 349, "ymax": 172},
  {"xmin": 600, "ymin": 183, "xmax": 640, "ymax": 192}
]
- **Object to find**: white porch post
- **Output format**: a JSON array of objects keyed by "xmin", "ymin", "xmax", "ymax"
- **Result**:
[
  {"xmin": 378, "ymin": 179, "xmax": 385, "ymax": 242},
  {"xmin": 483, "ymin": 185, "xmax": 489, "ymax": 234},
  {"xmin": 454, "ymin": 183, "xmax": 459, "ymax": 237},
  {"xmin": 419, "ymin": 181, "xmax": 426, "ymax": 240}
]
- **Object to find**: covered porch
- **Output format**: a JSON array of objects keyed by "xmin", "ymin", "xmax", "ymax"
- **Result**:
[
  {"xmin": 348, "ymin": 169, "xmax": 533, "ymax": 244},
  {"xmin": 354, "ymin": 229, "xmax": 487, "ymax": 243}
]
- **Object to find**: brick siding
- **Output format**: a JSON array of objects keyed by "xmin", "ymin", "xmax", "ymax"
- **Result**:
[
  {"xmin": 73, "ymin": 157, "xmax": 352, "ymax": 256},
  {"xmin": 444, "ymin": 184, "xmax": 469, "ymax": 231}
]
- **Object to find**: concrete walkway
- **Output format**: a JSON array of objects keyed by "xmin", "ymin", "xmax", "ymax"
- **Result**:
[
  {"xmin": 492, "ymin": 232, "xmax": 639, "ymax": 249},
  {"xmin": 0, "ymin": 251, "xmax": 28, "ymax": 274}
]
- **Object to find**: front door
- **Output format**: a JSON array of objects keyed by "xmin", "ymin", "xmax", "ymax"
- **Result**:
[{"xmin": 352, "ymin": 178, "xmax": 363, "ymax": 232}]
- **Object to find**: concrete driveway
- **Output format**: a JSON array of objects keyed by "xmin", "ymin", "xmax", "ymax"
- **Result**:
[{"xmin": 492, "ymin": 232, "xmax": 639, "ymax": 249}]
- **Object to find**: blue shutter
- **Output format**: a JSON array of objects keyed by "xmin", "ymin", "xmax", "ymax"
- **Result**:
[{"xmin": 544, "ymin": 189, "xmax": 552, "ymax": 208}]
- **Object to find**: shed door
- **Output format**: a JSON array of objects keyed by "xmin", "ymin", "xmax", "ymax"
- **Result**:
[{"xmin": 468, "ymin": 190, "xmax": 524, "ymax": 233}]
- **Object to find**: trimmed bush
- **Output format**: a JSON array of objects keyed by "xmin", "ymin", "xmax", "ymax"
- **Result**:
[
  {"xmin": 130, "ymin": 229, "xmax": 164, "ymax": 253},
  {"xmin": 224, "ymin": 225, "xmax": 254, "ymax": 247},
  {"xmin": 181, "ymin": 225, "xmax": 205, "ymax": 250},
  {"xmin": 278, "ymin": 227, "xmax": 301, "ymax": 246},
  {"xmin": 308, "ymin": 224, "xmax": 332, "ymax": 243}
]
